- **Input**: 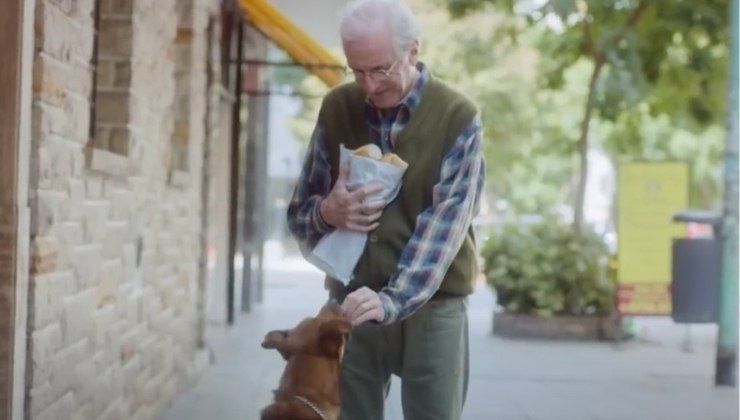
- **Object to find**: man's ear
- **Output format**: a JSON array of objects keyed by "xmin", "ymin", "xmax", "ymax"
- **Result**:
[
  {"xmin": 262, "ymin": 330, "xmax": 291, "ymax": 360},
  {"xmin": 408, "ymin": 40, "xmax": 420, "ymax": 66},
  {"xmin": 318, "ymin": 319, "xmax": 352, "ymax": 359}
]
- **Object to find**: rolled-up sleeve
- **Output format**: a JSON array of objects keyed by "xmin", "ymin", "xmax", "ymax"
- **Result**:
[
  {"xmin": 378, "ymin": 116, "xmax": 485, "ymax": 324},
  {"xmin": 287, "ymin": 125, "xmax": 335, "ymax": 254}
]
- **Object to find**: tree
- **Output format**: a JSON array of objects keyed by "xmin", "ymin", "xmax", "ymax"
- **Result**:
[
  {"xmin": 276, "ymin": 0, "xmax": 728, "ymax": 223},
  {"xmin": 280, "ymin": 2, "xmax": 581, "ymax": 216},
  {"xmin": 443, "ymin": 0, "xmax": 729, "ymax": 234},
  {"xmin": 409, "ymin": 0, "xmax": 581, "ymax": 215}
]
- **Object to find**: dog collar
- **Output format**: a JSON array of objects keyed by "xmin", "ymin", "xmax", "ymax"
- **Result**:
[{"xmin": 293, "ymin": 395, "xmax": 329, "ymax": 420}]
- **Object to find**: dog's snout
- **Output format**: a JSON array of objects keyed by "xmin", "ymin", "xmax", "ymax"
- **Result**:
[{"xmin": 261, "ymin": 330, "xmax": 289, "ymax": 349}]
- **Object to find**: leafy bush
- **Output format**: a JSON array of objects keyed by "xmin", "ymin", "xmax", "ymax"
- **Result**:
[{"xmin": 481, "ymin": 220, "xmax": 615, "ymax": 317}]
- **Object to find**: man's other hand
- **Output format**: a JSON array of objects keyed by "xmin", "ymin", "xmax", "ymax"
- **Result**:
[
  {"xmin": 342, "ymin": 286, "xmax": 385, "ymax": 326},
  {"xmin": 319, "ymin": 163, "xmax": 385, "ymax": 232}
]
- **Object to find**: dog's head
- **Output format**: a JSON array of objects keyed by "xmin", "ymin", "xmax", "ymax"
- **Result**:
[{"xmin": 261, "ymin": 302, "xmax": 351, "ymax": 361}]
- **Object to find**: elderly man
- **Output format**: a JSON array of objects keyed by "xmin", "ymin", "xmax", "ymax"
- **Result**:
[{"xmin": 286, "ymin": 0, "xmax": 485, "ymax": 418}]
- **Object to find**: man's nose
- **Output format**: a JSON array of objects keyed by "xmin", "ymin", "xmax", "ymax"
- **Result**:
[{"xmin": 361, "ymin": 76, "xmax": 380, "ymax": 94}]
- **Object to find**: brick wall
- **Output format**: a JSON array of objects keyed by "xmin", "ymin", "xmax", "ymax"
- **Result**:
[{"xmin": 27, "ymin": 0, "xmax": 215, "ymax": 418}]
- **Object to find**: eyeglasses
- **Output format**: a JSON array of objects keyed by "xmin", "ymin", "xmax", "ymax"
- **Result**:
[{"xmin": 346, "ymin": 58, "xmax": 402, "ymax": 83}]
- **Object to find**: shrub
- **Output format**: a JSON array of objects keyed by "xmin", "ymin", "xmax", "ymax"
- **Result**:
[{"xmin": 481, "ymin": 219, "xmax": 615, "ymax": 316}]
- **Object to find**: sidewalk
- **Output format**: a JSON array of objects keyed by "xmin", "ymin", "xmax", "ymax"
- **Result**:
[{"xmin": 163, "ymin": 248, "xmax": 738, "ymax": 420}]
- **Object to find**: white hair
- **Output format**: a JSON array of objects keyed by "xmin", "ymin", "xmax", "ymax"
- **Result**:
[{"xmin": 339, "ymin": 0, "xmax": 421, "ymax": 58}]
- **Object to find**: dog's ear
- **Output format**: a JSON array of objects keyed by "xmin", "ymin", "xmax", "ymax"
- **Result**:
[
  {"xmin": 318, "ymin": 319, "xmax": 351, "ymax": 358},
  {"xmin": 261, "ymin": 330, "xmax": 292, "ymax": 360}
]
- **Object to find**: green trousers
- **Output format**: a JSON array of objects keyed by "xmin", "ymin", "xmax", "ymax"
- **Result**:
[{"xmin": 340, "ymin": 297, "xmax": 469, "ymax": 420}]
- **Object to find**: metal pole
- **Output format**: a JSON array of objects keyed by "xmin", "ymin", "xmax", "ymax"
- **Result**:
[
  {"xmin": 256, "ymin": 84, "xmax": 270, "ymax": 304},
  {"xmin": 227, "ymin": 21, "xmax": 244, "ymax": 325},
  {"xmin": 241, "ymin": 82, "xmax": 257, "ymax": 314},
  {"xmin": 716, "ymin": 0, "xmax": 739, "ymax": 387},
  {"xmin": 196, "ymin": 16, "xmax": 215, "ymax": 348}
]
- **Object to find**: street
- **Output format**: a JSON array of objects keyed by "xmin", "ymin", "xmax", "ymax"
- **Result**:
[{"xmin": 164, "ymin": 247, "xmax": 738, "ymax": 420}]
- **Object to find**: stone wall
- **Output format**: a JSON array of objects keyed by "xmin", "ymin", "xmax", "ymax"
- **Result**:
[{"xmin": 27, "ymin": 0, "xmax": 216, "ymax": 418}]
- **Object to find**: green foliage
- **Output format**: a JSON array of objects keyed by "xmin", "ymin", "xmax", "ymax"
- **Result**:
[
  {"xmin": 439, "ymin": 0, "xmax": 729, "ymax": 213},
  {"xmin": 270, "ymin": 47, "xmax": 346, "ymax": 147},
  {"xmin": 599, "ymin": 107, "xmax": 725, "ymax": 206},
  {"xmin": 280, "ymin": 0, "xmax": 729, "ymax": 216},
  {"xmin": 284, "ymin": 75, "xmax": 326, "ymax": 146},
  {"xmin": 635, "ymin": 1, "xmax": 729, "ymax": 125},
  {"xmin": 448, "ymin": 0, "xmax": 729, "ymax": 126},
  {"xmin": 412, "ymin": 0, "xmax": 582, "ymax": 213},
  {"xmin": 481, "ymin": 220, "xmax": 615, "ymax": 316}
]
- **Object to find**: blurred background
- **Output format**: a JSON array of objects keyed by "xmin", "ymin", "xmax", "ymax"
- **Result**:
[{"xmin": 1, "ymin": 0, "xmax": 737, "ymax": 419}]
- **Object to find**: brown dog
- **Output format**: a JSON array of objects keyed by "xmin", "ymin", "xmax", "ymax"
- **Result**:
[{"xmin": 260, "ymin": 302, "xmax": 351, "ymax": 420}]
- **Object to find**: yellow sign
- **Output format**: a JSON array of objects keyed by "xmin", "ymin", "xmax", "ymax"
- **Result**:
[{"xmin": 617, "ymin": 162, "xmax": 688, "ymax": 315}]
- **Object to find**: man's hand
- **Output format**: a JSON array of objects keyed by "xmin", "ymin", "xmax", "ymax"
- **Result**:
[
  {"xmin": 342, "ymin": 287, "xmax": 385, "ymax": 326},
  {"xmin": 320, "ymin": 163, "xmax": 385, "ymax": 232}
]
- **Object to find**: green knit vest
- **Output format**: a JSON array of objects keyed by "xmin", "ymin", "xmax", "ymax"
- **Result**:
[{"xmin": 318, "ymin": 77, "xmax": 479, "ymax": 297}]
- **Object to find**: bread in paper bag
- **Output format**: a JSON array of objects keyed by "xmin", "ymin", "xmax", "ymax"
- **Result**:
[
  {"xmin": 306, "ymin": 144, "xmax": 407, "ymax": 284},
  {"xmin": 354, "ymin": 144, "xmax": 383, "ymax": 160}
]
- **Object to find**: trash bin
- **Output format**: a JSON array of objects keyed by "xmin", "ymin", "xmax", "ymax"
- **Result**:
[{"xmin": 671, "ymin": 210, "xmax": 721, "ymax": 323}]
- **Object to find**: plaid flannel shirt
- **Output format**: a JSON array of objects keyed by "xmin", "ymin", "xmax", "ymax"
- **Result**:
[{"xmin": 287, "ymin": 63, "xmax": 485, "ymax": 324}]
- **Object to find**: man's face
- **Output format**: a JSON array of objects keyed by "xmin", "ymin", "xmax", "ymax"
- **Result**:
[{"xmin": 343, "ymin": 28, "xmax": 417, "ymax": 110}]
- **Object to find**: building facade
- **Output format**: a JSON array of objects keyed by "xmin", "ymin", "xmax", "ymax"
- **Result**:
[{"xmin": 0, "ymin": 0, "xmax": 341, "ymax": 418}]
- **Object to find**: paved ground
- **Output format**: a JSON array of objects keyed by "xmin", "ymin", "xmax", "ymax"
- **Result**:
[{"xmin": 163, "ymin": 249, "xmax": 738, "ymax": 420}]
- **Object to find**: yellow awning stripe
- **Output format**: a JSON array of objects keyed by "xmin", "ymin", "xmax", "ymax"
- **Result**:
[{"xmin": 237, "ymin": 0, "xmax": 344, "ymax": 87}]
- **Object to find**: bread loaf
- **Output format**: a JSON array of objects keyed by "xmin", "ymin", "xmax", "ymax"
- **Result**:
[
  {"xmin": 353, "ymin": 144, "xmax": 408, "ymax": 170},
  {"xmin": 380, "ymin": 153, "xmax": 408, "ymax": 170},
  {"xmin": 353, "ymin": 144, "xmax": 382, "ymax": 160}
]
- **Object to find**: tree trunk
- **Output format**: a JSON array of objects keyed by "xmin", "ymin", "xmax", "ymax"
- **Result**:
[
  {"xmin": 573, "ymin": 58, "xmax": 604, "ymax": 235},
  {"xmin": 573, "ymin": 0, "xmax": 646, "ymax": 235}
]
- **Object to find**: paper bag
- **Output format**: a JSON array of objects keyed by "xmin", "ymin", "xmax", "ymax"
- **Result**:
[{"xmin": 307, "ymin": 145, "xmax": 406, "ymax": 284}]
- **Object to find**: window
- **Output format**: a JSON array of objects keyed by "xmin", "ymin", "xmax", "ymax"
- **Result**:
[
  {"xmin": 87, "ymin": 0, "xmax": 134, "ymax": 173},
  {"xmin": 170, "ymin": 1, "xmax": 195, "ymax": 180}
]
